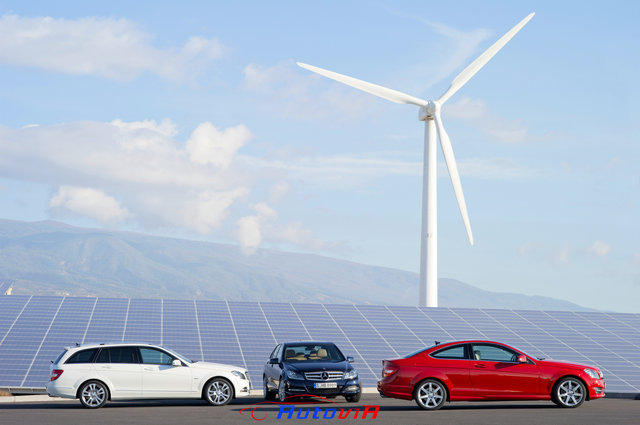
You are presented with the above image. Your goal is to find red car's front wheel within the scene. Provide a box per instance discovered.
[413,379,447,410]
[552,377,586,408]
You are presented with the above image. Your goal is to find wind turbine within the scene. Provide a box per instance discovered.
[298,13,534,307]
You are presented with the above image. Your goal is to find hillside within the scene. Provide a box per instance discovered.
[0,219,591,310]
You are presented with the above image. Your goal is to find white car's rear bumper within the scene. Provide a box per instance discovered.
[45,380,76,399]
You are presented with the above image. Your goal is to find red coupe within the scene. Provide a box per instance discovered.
[377,340,605,410]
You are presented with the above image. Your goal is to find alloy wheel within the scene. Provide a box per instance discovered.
[80,382,106,408]
[278,379,286,402]
[207,380,232,406]
[557,379,584,407]
[415,380,445,410]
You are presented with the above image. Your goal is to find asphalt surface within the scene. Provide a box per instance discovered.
[0,394,638,425]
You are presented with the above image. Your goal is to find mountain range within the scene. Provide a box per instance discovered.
[0,219,592,310]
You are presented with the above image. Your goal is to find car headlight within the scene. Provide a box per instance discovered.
[231,370,248,380]
[584,368,599,379]
[287,370,304,380]
[344,370,358,380]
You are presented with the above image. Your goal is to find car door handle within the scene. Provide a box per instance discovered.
[474,364,487,369]
[143,367,154,371]
[99,365,112,369]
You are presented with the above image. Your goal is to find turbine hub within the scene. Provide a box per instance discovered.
[418,101,437,121]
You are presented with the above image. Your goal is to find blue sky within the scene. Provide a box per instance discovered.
[0,1,638,312]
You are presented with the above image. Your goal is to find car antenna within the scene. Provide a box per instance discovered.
[434,341,441,345]
[75,342,80,346]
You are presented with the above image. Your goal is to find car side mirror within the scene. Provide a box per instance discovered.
[172,359,182,367]
[347,356,354,363]
[517,355,527,363]
[269,358,279,365]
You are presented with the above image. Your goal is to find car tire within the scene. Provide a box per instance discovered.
[263,377,276,400]
[552,377,586,408]
[277,378,287,402]
[413,379,447,411]
[78,380,109,409]
[345,393,361,403]
[204,378,234,406]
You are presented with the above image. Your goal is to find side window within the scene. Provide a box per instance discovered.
[472,344,518,362]
[95,348,109,363]
[65,349,98,364]
[107,347,139,364]
[431,345,467,359]
[139,347,174,365]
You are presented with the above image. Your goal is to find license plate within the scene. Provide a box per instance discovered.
[314,382,337,389]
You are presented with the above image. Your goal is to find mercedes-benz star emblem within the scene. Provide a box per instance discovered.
[321,372,329,380]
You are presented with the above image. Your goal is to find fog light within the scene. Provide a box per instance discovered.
[345,385,360,392]
[594,387,603,394]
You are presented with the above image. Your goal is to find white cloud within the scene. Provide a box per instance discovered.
[236,202,335,254]
[50,186,129,223]
[0,14,223,81]
[552,243,571,266]
[242,61,372,119]
[0,119,249,233]
[242,151,539,190]
[384,10,492,93]
[446,97,529,143]
[186,122,251,168]
[587,240,612,257]
[236,202,279,254]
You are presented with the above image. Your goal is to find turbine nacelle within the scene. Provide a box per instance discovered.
[418,101,437,121]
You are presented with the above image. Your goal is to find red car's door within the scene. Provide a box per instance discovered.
[469,343,540,398]
[426,344,474,398]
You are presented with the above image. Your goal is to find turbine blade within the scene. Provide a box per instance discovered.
[434,108,474,245]
[438,12,535,104]
[297,62,427,107]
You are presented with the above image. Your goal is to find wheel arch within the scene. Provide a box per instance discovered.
[552,374,590,401]
[412,377,451,402]
[75,378,112,401]
[201,375,236,400]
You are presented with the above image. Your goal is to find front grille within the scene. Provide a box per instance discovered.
[304,371,344,381]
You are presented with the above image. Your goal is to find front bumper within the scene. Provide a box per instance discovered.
[284,378,361,397]
[587,378,606,399]
[230,376,252,398]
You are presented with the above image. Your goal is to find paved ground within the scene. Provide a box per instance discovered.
[0,395,638,424]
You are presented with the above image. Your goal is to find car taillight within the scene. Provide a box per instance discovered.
[50,369,63,381]
[382,368,397,378]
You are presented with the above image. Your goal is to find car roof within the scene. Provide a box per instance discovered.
[63,342,162,351]
[282,341,336,346]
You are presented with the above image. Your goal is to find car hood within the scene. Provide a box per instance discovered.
[189,361,246,373]
[286,361,351,372]
[537,359,599,370]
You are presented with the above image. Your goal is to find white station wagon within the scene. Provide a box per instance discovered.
[45,343,251,408]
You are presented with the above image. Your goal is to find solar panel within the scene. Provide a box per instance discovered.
[0,294,639,394]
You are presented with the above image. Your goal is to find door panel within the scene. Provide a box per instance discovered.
[141,365,193,397]
[469,344,540,397]
[93,346,142,399]
[139,347,193,397]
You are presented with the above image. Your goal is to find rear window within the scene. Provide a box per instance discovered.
[431,345,467,359]
[53,349,68,365]
[95,347,139,364]
[65,348,98,364]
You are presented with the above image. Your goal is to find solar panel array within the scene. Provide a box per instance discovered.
[0,295,639,394]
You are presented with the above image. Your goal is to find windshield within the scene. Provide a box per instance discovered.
[283,344,345,363]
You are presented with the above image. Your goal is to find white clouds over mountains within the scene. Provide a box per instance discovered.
[0,14,223,81]
[0,119,248,233]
